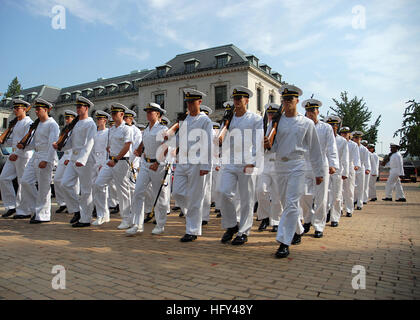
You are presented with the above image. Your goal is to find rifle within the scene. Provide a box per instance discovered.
[381,153,392,166]
[56,116,80,151]
[16,118,40,150]
[0,104,32,144]
[216,105,235,146]
[265,103,283,150]
[144,162,171,223]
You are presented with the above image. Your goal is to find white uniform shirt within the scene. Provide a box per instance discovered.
[348,140,361,168]
[177,112,213,171]
[358,144,371,171]
[27,118,59,163]
[315,121,340,171]
[62,117,97,166]
[3,116,34,159]
[336,134,349,177]
[272,113,324,177]
[369,152,379,176]
[141,121,167,164]
[127,125,142,158]
[223,111,263,167]
[109,122,133,157]
[263,120,276,173]
[93,128,109,167]
[386,152,404,176]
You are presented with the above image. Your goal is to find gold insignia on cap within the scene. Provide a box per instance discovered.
[284,88,288,94]
[233,89,237,94]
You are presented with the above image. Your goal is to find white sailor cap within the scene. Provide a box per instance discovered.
[110,102,128,113]
[160,116,171,126]
[223,101,234,110]
[361,140,368,145]
[326,115,341,124]
[279,84,303,97]
[124,109,137,118]
[34,97,53,109]
[352,131,363,137]
[12,99,30,108]
[367,144,375,149]
[183,88,206,101]
[302,98,322,109]
[212,121,221,129]
[76,96,94,108]
[144,102,166,115]
[136,123,146,130]
[200,105,213,115]
[340,126,351,133]
[95,110,111,120]
[390,143,400,148]
[264,103,280,113]
[64,110,77,117]
[231,85,253,99]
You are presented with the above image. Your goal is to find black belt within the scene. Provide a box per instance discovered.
[144,157,157,163]
[109,156,129,162]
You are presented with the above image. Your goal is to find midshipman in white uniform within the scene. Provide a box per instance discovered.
[383,143,406,202]
[367,144,379,202]
[353,131,371,210]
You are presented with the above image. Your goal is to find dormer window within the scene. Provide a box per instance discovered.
[259,64,271,74]
[271,72,282,82]
[93,86,105,95]
[71,90,81,100]
[184,58,199,73]
[61,92,71,102]
[82,88,93,97]
[105,83,118,94]
[118,81,131,91]
[215,52,231,68]
[246,55,259,67]
[156,64,172,78]
[14,94,24,100]
[26,92,38,102]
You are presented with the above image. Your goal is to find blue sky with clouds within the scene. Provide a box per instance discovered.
[1,0,419,154]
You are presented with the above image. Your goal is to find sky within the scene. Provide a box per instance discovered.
[1,0,419,154]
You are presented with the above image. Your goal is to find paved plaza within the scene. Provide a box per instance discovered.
[0,182,419,300]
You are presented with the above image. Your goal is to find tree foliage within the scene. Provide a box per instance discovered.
[329,91,381,144]
[394,100,420,157]
[4,77,22,98]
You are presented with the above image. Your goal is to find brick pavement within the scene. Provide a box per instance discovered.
[0,182,419,300]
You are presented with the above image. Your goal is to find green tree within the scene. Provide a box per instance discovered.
[4,77,22,98]
[329,91,381,144]
[394,100,420,157]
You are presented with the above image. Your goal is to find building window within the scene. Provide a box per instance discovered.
[157,68,166,78]
[185,62,195,73]
[257,88,262,112]
[215,85,227,109]
[155,94,165,108]
[216,56,228,68]
[269,94,274,103]
[3,118,8,129]
[59,115,64,126]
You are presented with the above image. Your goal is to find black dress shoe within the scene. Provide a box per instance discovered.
[72,222,90,228]
[314,231,323,238]
[109,204,120,214]
[356,206,362,210]
[363,202,368,205]
[172,206,180,211]
[144,212,154,223]
[221,225,239,243]
[253,201,258,213]
[216,212,221,218]
[152,219,156,224]
[291,233,301,245]
[92,206,97,218]
[396,198,407,202]
[275,243,289,258]
[346,212,352,217]
[303,223,311,233]
[179,211,184,217]
[180,234,197,242]
[326,211,331,223]
[382,198,392,201]
[231,234,248,245]
[70,212,80,224]
[210,202,215,208]
[2,208,16,218]
[13,214,31,219]
[214,208,220,213]
[30,219,50,224]
[369,198,377,202]
[331,221,338,227]
[202,220,208,226]
[55,205,67,213]
[270,225,278,232]
[257,217,269,231]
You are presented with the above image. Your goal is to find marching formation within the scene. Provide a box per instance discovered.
[0,84,407,258]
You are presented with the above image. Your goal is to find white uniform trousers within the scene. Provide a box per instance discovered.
[161,169,172,214]
[108,181,118,208]
[172,164,206,236]
[354,166,365,208]
[312,171,330,232]
[363,173,370,203]
[144,182,154,214]
[61,161,94,223]
[202,171,212,222]
[368,175,377,199]
[94,161,131,223]
[0,156,31,214]
[20,157,53,221]
[385,173,405,199]
[211,169,221,210]
[256,170,282,226]
[328,173,343,223]
[219,165,257,236]
[300,170,315,224]
[131,163,170,229]
[91,165,106,207]
[343,167,356,213]
[274,162,306,246]
[54,161,68,207]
